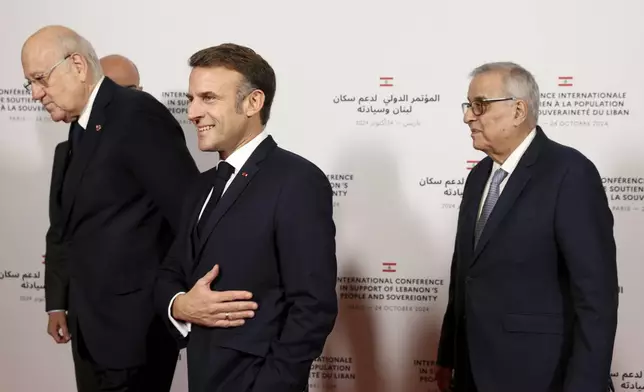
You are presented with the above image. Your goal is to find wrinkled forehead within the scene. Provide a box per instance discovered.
[21,39,62,76]
[468,71,507,100]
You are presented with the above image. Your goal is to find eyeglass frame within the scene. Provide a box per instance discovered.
[462,97,517,116]
[23,54,72,93]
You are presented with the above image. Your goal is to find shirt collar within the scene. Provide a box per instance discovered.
[492,127,536,175]
[218,130,269,172]
[77,76,105,129]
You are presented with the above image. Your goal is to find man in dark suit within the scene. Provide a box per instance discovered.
[435,62,619,392]
[22,25,200,391]
[155,43,338,392]
[41,51,178,392]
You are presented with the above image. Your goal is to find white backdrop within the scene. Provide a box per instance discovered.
[1,1,643,391]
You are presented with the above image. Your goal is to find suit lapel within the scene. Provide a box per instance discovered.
[194,136,278,262]
[49,142,70,224]
[60,79,114,232]
[470,127,546,266]
[186,169,218,262]
[51,142,70,198]
[189,168,218,229]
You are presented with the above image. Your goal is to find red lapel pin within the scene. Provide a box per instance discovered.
[241,172,248,177]
[96,125,102,132]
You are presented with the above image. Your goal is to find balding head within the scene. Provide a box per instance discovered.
[21,25,103,122]
[100,54,141,90]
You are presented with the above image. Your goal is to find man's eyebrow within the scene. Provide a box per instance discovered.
[186,91,222,101]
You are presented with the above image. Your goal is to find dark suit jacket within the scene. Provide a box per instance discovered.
[155,136,338,392]
[44,77,200,369]
[437,127,618,392]
[45,141,70,312]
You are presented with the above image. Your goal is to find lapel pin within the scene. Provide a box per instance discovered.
[241,172,248,177]
[96,125,102,132]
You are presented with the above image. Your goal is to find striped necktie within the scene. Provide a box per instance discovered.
[474,168,508,247]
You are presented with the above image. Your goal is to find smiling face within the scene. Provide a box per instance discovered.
[187,66,265,158]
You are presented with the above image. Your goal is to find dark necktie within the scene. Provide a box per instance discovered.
[196,161,235,236]
[69,121,84,156]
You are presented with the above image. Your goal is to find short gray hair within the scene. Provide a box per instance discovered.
[469,62,540,124]
[235,79,254,112]
[58,33,103,83]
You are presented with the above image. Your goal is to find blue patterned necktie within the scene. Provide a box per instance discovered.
[474,168,508,247]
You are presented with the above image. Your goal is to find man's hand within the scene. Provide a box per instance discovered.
[436,366,453,392]
[172,264,258,328]
[47,311,70,343]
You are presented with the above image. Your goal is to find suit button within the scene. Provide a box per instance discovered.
[465,276,472,284]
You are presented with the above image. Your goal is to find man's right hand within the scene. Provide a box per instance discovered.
[47,311,71,343]
[436,366,453,392]
[172,264,258,328]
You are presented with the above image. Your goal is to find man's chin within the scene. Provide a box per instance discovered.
[47,110,72,123]
[42,104,71,123]
[198,144,217,153]
[471,135,486,152]
[48,114,67,123]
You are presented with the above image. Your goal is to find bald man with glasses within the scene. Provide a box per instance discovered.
[23,25,200,391]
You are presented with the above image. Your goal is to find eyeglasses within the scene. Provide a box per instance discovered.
[23,54,71,93]
[462,97,516,116]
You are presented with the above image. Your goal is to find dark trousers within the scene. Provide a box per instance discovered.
[188,346,264,392]
[72,318,179,392]
[454,320,478,392]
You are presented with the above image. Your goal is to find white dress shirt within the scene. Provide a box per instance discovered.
[168,130,270,336]
[47,76,105,314]
[77,77,104,129]
[477,128,536,219]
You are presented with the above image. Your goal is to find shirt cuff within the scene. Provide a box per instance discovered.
[47,310,66,313]
[168,292,191,337]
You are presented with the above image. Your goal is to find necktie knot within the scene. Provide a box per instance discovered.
[216,161,235,181]
[491,168,508,186]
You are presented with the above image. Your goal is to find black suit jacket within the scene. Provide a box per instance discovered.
[155,136,338,392]
[44,141,70,311]
[44,77,200,368]
[437,127,618,392]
